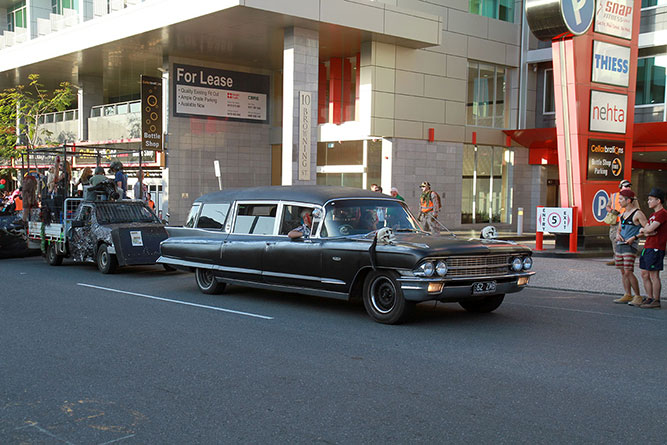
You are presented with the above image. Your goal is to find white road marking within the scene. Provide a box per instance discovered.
[77,283,274,320]
[506,301,663,321]
[98,434,136,445]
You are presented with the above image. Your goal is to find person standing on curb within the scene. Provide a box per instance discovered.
[390,187,405,201]
[417,181,441,235]
[612,189,648,305]
[638,188,667,309]
[605,179,632,266]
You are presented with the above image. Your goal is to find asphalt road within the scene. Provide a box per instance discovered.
[1,257,666,444]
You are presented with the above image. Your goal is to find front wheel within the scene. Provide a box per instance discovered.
[46,242,63,266]
[97,244,118,274]
[459,294,505,313]
[195,268,226,295]
[363,270,414,324]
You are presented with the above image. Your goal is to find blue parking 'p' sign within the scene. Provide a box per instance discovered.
[592,189,610,222]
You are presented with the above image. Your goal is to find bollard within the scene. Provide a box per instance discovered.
[535,206,543,251]
[569,206,578,253]
[517,207,524,236]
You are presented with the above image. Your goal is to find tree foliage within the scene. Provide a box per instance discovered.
[0,74,75,167]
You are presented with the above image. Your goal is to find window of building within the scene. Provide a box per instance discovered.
[52,0,79,14]
[544,69,555,114]
[316,139,382,189]
[7,1,27,32]
[635,56,667,106]
[469,0,514,23]
[461,144,513,224]
[318,54,359,124]
[467,62,509,128]
[641,0,667,8]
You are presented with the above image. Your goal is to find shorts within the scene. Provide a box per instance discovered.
[615,250,637,271]
[639,248,665,272]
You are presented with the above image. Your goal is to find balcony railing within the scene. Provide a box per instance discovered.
[37,109,79,125]
[90,100,141,117]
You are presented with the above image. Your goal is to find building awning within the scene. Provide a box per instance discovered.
[504,122,667,167]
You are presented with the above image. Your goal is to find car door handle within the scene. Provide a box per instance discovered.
[266,242,276,246]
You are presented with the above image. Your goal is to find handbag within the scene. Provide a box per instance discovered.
[603,210,618,225]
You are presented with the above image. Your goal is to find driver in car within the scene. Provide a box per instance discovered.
[289,209,316,239]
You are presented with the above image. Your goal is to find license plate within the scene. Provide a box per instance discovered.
[472,281,497,295]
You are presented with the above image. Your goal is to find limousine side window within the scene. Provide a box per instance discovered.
[184,203,201,228]
[197,203,230,230]
[279,205,320,236]
[233,203,278,235]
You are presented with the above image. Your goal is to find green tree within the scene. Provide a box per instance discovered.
[0,74,75,171]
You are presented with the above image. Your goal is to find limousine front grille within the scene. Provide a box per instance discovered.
[445,254,512,277]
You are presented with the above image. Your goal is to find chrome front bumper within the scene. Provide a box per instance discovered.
[398,272,535,302]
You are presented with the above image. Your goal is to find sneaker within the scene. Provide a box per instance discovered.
[606,260,616,266]
[613,294,633,304]
[628,295,645,307]
[640,299,661,309]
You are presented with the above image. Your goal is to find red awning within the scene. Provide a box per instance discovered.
[505,122,667,167]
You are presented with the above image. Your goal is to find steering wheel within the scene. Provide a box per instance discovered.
[338,224,353,236]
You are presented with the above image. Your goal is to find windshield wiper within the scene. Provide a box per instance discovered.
[394,228,420,232]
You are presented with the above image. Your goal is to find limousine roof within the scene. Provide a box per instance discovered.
[194,185,397,205]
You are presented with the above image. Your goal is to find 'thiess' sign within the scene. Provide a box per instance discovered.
[592,41,630,87]
[587,139,625,180]
[590,90,627,134]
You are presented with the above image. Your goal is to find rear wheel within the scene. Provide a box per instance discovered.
[459,294,505,313]
[195,268,226,295]
[97,244,118,274]
[46,242,63,266]
[362,270,414,324]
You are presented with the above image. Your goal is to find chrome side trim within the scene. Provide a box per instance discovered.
[262,271,320,282]
[320,278,346,285]
[218,278,350,301]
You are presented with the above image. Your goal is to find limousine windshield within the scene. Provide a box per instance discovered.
[322,199,421,237]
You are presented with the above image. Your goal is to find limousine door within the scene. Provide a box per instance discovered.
[262,204,323,290]
[221,202,278,283]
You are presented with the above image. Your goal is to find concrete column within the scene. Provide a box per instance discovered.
[77,75,103,141]
[282,26,318,185]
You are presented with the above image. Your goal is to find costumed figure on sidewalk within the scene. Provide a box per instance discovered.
[417,181,441,235]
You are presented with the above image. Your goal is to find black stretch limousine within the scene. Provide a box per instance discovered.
[158,186,534,324]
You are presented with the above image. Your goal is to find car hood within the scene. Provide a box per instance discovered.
[375,232,532,256]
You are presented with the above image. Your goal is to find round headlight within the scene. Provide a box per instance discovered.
[523,256,533,270]
[511,257,523,272]
[414,261,435,277]
[435,260,448,277]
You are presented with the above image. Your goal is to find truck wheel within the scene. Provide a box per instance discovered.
[362,270,414,324]
[97,244,118,274]
[195,268,226,294]
[46,242,63,266]
[459,294,505,313]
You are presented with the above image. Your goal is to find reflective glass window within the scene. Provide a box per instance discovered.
[197,203,231,230]
[636,57,666,105]
[469,0,513,22]
[467,62,509,128]
[184,203,201,228]
[233,204,277,235]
